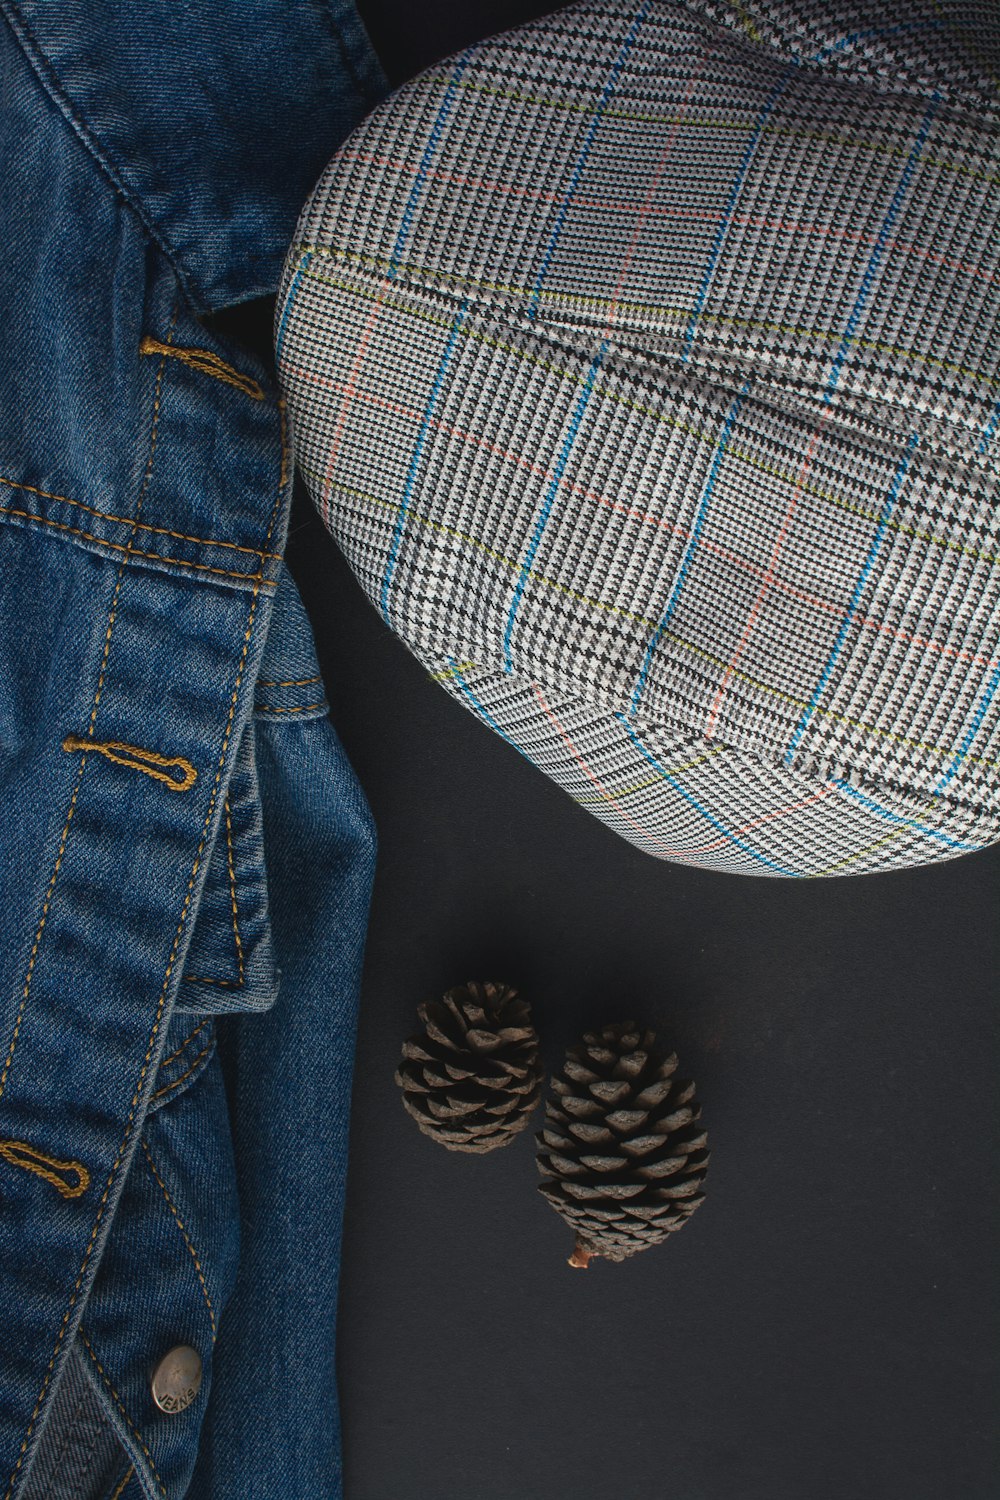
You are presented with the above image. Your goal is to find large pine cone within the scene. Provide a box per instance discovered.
[395,981,543,1153]
[536,1021,708,1266]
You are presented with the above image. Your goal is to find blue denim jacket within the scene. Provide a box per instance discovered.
[0,4,386,1496]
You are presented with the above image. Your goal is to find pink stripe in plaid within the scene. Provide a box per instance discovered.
[532,684,835,861]
[530,683,703,861]
[603,50,715,323]
[318,278,393,516]
[705,415,828,735]
[329,155,998,289]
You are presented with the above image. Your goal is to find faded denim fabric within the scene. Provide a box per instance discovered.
[0,3,385,1497]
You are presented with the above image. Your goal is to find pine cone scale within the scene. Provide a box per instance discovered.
[577,1154,629,1171]
[613,1051,648,1078]
[633,1078,675,1108]
[401,1040,435,1062]
[633,1154,688,1178]
[589,1080,631,1105]
[604,1109,646,1131]
[562,1179,646,1201]
[422,1019,462,1051]
[466,1028,504,1052]
[618,1133,668,1155]
[561,1097,604,1119]
[563,1059,600,1083]
[566,1121,616,1145]
[548,1152,588,1176]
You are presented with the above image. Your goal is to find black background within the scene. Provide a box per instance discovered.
[234,3,1000,1495]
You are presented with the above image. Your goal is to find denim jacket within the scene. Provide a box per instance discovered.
[0,3,385,1496]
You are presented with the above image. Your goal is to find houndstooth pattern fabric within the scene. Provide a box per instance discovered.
[277,0,1000,877]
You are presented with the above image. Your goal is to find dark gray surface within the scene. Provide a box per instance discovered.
[356,0,559,83]
[287,497,1000,1500]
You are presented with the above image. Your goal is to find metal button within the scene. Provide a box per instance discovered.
[150,1345,202,1414]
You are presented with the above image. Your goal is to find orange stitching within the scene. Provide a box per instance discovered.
[87,297,172,738]
[0,505,280,583]
[0,1138,90,1199]
[77,1331,168,1500]
[140,334,265,401]
[157,1017,211,1072]
[3,390,289,1500]
[185,795,244,988]
[61,735,197,792]
[108,1466,134,1500]
[0,776,83,1101]
[256,675,322,687]
[0,476,282,560]
[255,700,327,714]
[224,796,244,983]
[151,1039,215,1101]
[141,1138,216,1337]
[0,312,178,1110]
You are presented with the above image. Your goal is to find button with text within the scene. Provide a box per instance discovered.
[151,1345,202,1414]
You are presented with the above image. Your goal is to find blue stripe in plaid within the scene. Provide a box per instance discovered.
[449,661,530,758]
[629,380,749,714]
[786,431,920,762]
[810,20,943,66]
[830,779,982,850]
[275,251,313,365]
[502,342,608,672]
[380,303,469,624]
[977,394,1000,455]
[681,70,792,364]
[618,718,799,874]
[823,93,940,400]
[931,658,1000,794]
[388,48,476,279]
[527,2,650,318]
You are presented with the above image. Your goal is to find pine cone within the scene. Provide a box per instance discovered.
[536,1021,708,1267]
[395,981,543,1153]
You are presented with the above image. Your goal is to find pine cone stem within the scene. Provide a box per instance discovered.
[568,1240,593,1270]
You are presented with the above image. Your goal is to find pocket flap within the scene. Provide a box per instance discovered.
[177,719,278,1014]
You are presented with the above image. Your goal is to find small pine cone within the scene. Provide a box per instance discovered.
[536,1021,708,1267]
[395,981,543,1153]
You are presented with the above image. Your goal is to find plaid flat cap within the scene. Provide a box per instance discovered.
[277,0,1000,877]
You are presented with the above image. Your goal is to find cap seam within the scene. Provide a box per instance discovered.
[670,0,1000,117]
[430,649,999,825]
[289,245,999,457]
